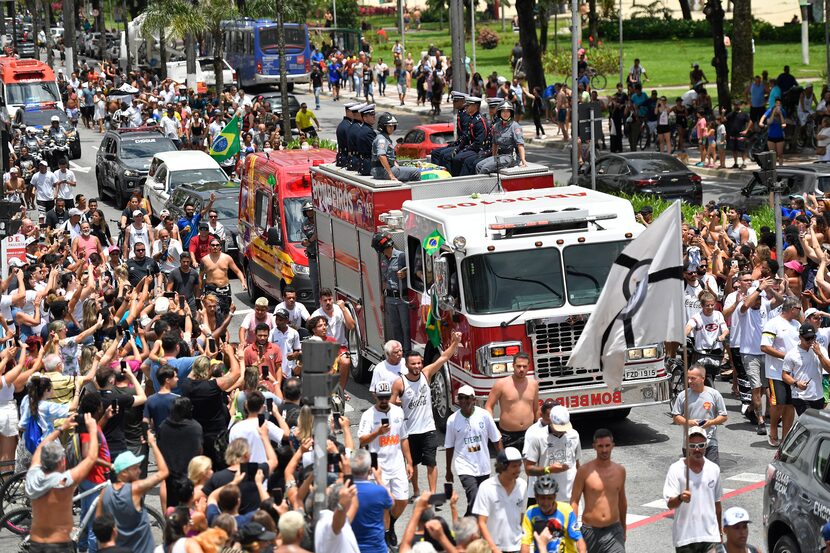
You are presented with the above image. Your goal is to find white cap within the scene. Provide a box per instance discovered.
[722,506,751,527]
[9,258,25,268]
[68,208,83,217]
[550,405,572,432]
[805,308,820,319]
[496,447,523,464]
[132,209,144,217]
[374,381,393,397]
[688,426,707,440]
[154,296,170,315]
[457,385,475,398]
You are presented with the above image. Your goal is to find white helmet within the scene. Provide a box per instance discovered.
[50,115,60,123]
[25,126,36,136]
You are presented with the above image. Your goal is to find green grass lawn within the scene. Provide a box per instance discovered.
[363,18,829,90]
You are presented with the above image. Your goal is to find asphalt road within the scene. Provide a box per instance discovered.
[0,85,766,551]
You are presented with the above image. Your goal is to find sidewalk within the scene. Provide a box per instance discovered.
[315,82,820,179]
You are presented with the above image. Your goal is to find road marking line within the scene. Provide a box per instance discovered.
[726,472,765,483]
[234,308,254,315]
[723,488,734,494]
[626,514,649,524]
[69,161,91,174]
[629,481,765,531]
[642,499,667,509]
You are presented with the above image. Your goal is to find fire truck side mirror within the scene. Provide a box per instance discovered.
[266,226,282,246]
[434,257,449,299]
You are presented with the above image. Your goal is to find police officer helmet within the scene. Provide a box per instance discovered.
[377,112,398,131]
[301,201,314,212]
[371,232,394,252]
[534,474,560,496]
[498,101,515,114]
[50,115,60,123]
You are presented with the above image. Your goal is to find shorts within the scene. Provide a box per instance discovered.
[0,401,18,437]
[408,431,437,467]
[29,542,77,553]
[728,137,746,152]
[498,425,526,452]
[657,124,670,134]
[397,84,406,95]
[81,106,94,118]
[792,397,825,415]
[768,136,784,143]
[385,467,410,501]
[582,522,626,553]
[768,378,792,406]
[741,354,764,389]
[557,108,567,123]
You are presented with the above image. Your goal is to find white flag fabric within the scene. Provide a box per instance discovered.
[567,201,685,390]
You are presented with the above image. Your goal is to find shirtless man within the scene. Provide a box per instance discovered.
[556,85,571,141]
[27,414,99,553]
[570,428,628,553]
[485,352,539,451]
[200,235,246,323]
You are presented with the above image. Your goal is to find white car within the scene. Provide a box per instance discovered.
[144,150,228,217]
[198,57,237,90]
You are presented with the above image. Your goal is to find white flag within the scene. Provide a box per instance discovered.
[567,201,685,390]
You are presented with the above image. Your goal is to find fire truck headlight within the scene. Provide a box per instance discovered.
[477,342,521,376]
[626,348,643,361]
[291,263,309,276]
[625,345,662,362]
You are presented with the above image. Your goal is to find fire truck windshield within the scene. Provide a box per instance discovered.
[5,82,60,105]
[564,240,630,306]
[462,248,565,314]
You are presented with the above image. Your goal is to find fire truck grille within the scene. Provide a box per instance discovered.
[531,319,603,390]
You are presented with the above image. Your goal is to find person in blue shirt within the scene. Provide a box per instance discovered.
[351,449,393,553]
[760,97,786,165]
[631,84,649,119]
[148,333,199,394]
[177,193,215,250]
[767,79,782,109]
[747,74,767,123]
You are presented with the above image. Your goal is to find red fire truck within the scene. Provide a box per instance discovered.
[311,162,671,428]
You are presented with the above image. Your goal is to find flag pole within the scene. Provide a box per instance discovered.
[683,340,690,490]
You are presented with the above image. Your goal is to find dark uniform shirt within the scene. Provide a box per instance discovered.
[465,113,488,152]
[302,217,317,259]
[335,117,352,164]
[381,248,406,293]
[347,121,363,168]
[356,124,377,175]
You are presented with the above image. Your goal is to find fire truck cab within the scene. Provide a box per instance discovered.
[0,58,63,118]
[312,162,671,429]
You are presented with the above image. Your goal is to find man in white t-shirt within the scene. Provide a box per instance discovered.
[150,228,183,275]
[683,264,705,322]
[369,340,404,393]
[444,384,503,516]
[472,447,527,553]
[274,287,310,330]
[357,381,412,547]
[31,161,57,214]
[269,308,301,378]
[523,404,581,503]
[310,288,355,346]
[522,398,555,506]
[663,426,723,551]
[760,296,802,446]
[52,159,76,208]
[314,482,360,553]
[227,391,287,464]
[782,323,830,415]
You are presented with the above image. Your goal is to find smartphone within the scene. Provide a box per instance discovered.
[344,475,353,487]
[381,417,389,426]
[271,487,284,504]
[164,291,175,299]
[532,519,548,535]
[444,482,453,498]
[208,338,217,351]
[38,223,47,230]
[195,298,203,310]
[370,452,378,469]
[119,360,127,373]
[327,452,340,468]
[333,413,342,430]
[261,365,269,379]
[266,398,274,413]
[179,297,185,309]
[257,413,266,427]
[427,493,446,506]
[244,462,258,481]
[74,412,87,434]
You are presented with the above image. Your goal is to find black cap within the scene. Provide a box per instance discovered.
[639,205,653,215]
[238,522,276,545]
[198,222,209,230]
[800,323,817,339]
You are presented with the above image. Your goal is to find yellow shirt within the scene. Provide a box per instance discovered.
[521,501,583,553]
[296,109,315,130]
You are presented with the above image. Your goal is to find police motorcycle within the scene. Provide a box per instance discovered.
[43,134,71,170]
[14,127,45,182]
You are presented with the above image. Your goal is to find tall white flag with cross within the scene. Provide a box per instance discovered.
[568,201,685,390]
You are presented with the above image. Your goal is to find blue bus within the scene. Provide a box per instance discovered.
[221,19,311,90]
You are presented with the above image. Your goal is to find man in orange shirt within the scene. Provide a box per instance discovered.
[244,323,284,394]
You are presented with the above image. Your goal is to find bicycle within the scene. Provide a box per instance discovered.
[564,67,608,91]
[0,479,165,549]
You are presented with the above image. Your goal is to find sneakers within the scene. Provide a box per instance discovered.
[757,422,767,436]
[386,528,398,547]
[731,162,739,169]
[768,434,780,447]
[740,163,747,169]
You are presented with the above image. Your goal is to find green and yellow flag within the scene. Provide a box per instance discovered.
[425,289,442,348]
[422,230,445,256]
[209,114,240,162]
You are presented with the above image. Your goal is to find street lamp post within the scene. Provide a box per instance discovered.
[619,0,623,87]
[333,0,337,28]
[471,0,477,73]
[570,0,579,176]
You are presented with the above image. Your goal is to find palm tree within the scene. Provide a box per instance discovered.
[730,0,752,98]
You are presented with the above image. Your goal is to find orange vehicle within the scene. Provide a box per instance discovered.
[238,149,336,307]
[0,58,63,118]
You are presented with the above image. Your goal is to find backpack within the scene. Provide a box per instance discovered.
[64,432,83,469]
[24,415,44,454]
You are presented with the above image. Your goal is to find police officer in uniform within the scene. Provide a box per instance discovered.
[346,103,366,171]
[476,101,528,174]
[355,104,377,176]
[460,98,500,175]
[451,96,488,176]
[430,91,469,168]
[301,201,320,304]
[372,232,409,349]
[371,112,421,182]
[336,102,360,166]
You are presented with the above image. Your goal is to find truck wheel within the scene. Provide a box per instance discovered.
[772,534,801,553]
[430,368,452,433]
[347,326,371,384]
[115,180,129,209]
[246,266,260,303]
[96,169,108,200]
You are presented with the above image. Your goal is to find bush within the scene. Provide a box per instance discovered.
[544,46,619,77]
[476,27,500,50]
[595,16,827,43]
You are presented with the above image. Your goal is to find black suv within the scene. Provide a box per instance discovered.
[13,106,80,159]
[764,408,830,553]
[95,128,177,208]
[166,181,241,263]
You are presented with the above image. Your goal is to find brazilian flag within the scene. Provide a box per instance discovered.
[209,114,241,162]
[425,290,442,348]
[422,230,445,256]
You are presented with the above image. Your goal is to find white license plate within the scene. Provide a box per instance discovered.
[625,368,658,379]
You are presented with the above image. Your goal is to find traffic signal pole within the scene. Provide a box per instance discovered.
[757,151,782,275]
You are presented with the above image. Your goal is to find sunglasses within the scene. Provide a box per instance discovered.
[210,243,221,247]
[687,442,706,450]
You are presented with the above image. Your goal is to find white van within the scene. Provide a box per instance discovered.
[144,150,228,216]
[166,58,236,93]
